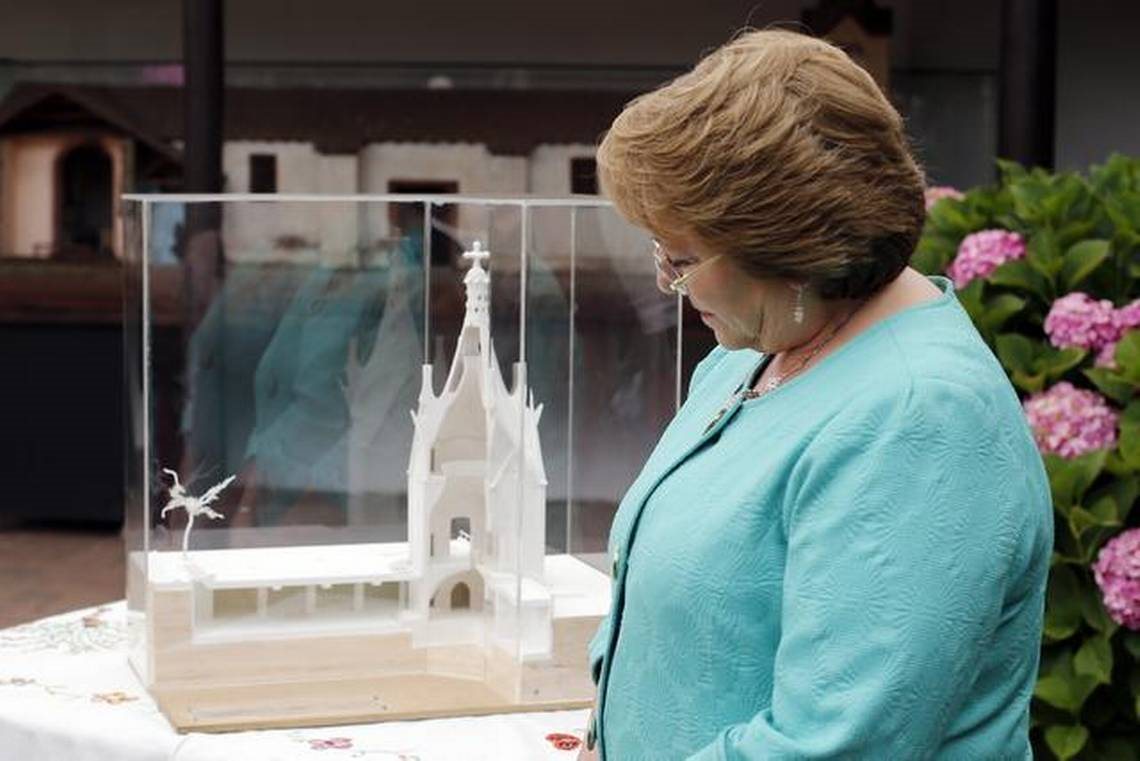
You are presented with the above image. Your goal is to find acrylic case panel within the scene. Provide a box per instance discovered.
[122,195,677,732]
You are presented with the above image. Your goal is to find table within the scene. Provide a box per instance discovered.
[0,602,590,760]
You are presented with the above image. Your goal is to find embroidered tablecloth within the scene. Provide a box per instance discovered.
[0,602,589,760]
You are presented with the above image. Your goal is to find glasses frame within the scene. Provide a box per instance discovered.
[653,240,724,295]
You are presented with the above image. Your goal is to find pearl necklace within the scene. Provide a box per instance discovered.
[703,303,863,434]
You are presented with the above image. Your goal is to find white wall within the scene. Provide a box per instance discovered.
[359,142,526,251]
[222,141,366,264]
[527,144,595,196]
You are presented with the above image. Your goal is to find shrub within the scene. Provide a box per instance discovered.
[915,155,1140,760]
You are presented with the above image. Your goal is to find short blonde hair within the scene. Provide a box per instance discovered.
[597,29,926,300]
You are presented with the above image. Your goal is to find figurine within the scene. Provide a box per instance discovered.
[159,468,236,555]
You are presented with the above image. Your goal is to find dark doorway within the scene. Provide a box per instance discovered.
[388,180,459,266]
[450,582,471,609]
[57,144,113,259]
[450,516,471,539]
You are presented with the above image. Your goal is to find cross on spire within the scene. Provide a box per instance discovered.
[462,241,490,270]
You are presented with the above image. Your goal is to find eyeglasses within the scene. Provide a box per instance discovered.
[652,240,724,295]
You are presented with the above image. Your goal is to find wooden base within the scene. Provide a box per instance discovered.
[134,550,609,732]
[155,674,592,733]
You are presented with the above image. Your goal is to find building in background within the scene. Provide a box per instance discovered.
[0,84,616,262]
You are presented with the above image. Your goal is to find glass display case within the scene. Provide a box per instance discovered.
[122,194,684,731]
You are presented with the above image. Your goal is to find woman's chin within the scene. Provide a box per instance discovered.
[709,326,750,350]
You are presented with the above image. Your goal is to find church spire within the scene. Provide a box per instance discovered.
[462,241,491,328]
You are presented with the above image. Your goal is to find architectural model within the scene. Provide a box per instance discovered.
[130,243,610,732]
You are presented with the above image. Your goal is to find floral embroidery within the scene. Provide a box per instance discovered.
[308,736,353,750]
[0,604,124,654]
[0,677,35,686]
[92,691,138,705]
[81,611,107,628]
[545,732,582,751]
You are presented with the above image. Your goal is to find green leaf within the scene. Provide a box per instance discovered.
[1061,239,1111,291]
[1132,666,1140,719]
[955,279,985,323]
[1074,635,1114,684]
[1012,371,1047,393]
[1028,229,1064,281]
[1088,494,1120,524]
[1038,346,1087,382]
[1083,367,1135,406]
[1035,674,1099,714]
[1057,220,1099,248]
[1124,632,1140,661]
[1078,583,1117,634]
[988,258,1049,298]
[1045,450,1108,511]
[1120,401,1140,469]
[1069,504,1118,540]
[1044,565,1084,641]
[995,333,1038,375]
[1012,179,1050,222]
[1106,476,1140,522]
[997,158,1028,182]
[1044,724,1089,760]
[1115,332,1140,383]
[926,198,974,235]
[979,294,1027,335]
[1106,197,1140,236]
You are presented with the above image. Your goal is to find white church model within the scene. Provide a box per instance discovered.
[129,243,610,732]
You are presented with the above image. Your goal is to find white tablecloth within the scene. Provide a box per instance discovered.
[0,602,590,761]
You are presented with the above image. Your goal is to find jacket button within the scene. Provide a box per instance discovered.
[586,713,597,750]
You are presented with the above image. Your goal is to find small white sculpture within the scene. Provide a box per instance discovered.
[160,468,236,555]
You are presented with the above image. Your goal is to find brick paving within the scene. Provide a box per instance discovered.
[0,521,123,628]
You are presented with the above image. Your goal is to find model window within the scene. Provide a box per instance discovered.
[249,153,277,193]
[570,157,598,195]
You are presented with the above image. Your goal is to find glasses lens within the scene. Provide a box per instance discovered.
[653,242,677,276]
[653,240,689,295]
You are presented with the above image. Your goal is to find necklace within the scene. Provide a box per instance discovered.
[702,302,864,434]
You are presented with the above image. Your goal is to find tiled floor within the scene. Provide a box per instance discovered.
[0,521,124,629]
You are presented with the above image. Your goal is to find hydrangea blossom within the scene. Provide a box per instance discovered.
[1044,292,1118,350]
[947,229,1027,289]
[1096,299,1140,368]
[1095,341,1119,368]
[924,185,965,211]
[1092,528,1140,630]
[1043,296,1140,368]
[1022,382,1118,458]
[1113,299,1140,333]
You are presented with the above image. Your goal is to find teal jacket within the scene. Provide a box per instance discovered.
[589,277,1052,760]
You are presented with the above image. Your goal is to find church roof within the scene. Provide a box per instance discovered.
[0,82,638,156]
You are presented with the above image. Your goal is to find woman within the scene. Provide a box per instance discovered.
[581,29,1052,760]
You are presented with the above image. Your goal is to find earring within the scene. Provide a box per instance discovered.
[792,284,806,324]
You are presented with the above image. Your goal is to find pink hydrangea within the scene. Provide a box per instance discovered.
[1092,528,1140,630]
[1044,292,1119,350]
[1113,299,1140,333]
[1095,341,1119,368]
[924,185,965,211]
[947,229,1027,288]
[1022,382,1118,458]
